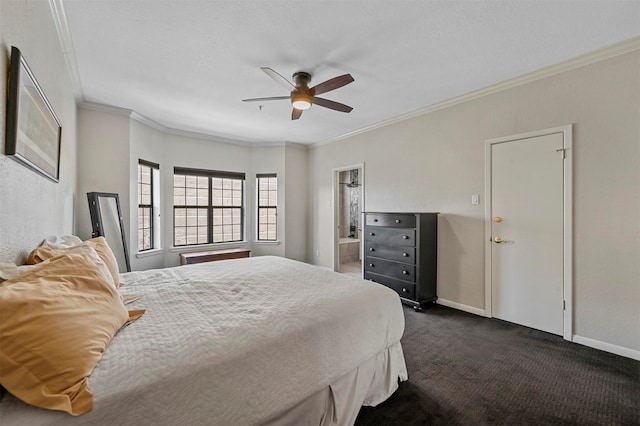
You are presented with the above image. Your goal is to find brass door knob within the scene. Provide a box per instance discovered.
[494,217,502,223]
[494,237,503,243]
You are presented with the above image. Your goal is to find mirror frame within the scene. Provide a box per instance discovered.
[87,192,131,272]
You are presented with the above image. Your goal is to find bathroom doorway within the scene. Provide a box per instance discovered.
[333,163,364,277]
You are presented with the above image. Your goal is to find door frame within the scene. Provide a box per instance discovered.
[332,163,365,272]
[484,125,573,340]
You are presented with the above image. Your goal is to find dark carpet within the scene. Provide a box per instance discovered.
[355,304,640,425]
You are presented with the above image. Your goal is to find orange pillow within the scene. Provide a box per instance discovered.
[0,252,129,415]
[28,237,122,287]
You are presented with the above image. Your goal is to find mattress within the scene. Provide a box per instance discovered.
[0,256,407,425]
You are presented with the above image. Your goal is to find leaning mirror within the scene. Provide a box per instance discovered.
[87,192,131,272]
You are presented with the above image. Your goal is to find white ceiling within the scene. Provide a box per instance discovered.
[60,0,640,145]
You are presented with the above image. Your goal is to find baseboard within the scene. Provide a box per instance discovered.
[437,298,486,317]
[436,298,640,361]
[572,335,640,361]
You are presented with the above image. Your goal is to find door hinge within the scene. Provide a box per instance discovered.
[556,148,566,159]
[563,300,566,310]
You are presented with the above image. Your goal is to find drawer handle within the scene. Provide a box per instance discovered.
[369,247,375,251]
[402,235,409,240]
[370,232,375,236]
[402,288,408,293]
[395,219,401,224]
[369,263,374,267]
[373,218,378,222]
[402,270,409,275]
[402,252,409,257]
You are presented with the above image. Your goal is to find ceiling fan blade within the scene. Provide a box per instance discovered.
[292,108,303,120]
[311,74,354,96]
[242,96,290,102]
[261,67,295,91]
[313,97,353,113]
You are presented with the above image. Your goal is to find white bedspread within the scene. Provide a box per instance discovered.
[0,256,406,425]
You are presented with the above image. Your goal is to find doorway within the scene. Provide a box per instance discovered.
[333,163,364,276]
[485,125,572,339]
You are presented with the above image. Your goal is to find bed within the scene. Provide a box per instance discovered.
[0,255,407,425]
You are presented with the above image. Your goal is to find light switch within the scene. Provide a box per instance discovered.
[471,194,480,205]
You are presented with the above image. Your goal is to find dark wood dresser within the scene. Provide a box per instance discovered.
[363,212,438,310]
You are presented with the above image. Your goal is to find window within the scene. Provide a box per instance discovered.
[173,167,245,246]
[138,160,159,251]
[257,173,277,241]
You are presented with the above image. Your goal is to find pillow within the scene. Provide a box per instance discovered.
[87,237,122,287]
[42,235,83,250]
[27,237,122,287]
[0,263,40,281]
[26,242,117,290]
[0,252,129,415]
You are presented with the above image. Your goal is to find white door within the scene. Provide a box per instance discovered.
[490,132,565,335]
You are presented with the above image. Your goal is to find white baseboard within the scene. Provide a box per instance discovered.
[572,335,640,361]
[437,298,486,317]
[436,298,640,361]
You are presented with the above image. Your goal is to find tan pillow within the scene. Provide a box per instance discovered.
[26,242,117,290]
[0,252,129,415]
[87,237,122,287]
[28,237,122,287]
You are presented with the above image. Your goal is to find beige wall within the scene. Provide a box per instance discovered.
[0,0,77,263]
[284,144,309,261]
[309,51,640,354]
[76,107,130,242]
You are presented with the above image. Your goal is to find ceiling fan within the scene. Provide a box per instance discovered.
[242,67,354,120]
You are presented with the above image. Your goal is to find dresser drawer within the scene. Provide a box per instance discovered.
[365,226,416,247]
[365,272,416,300]
[365,243,415,264]
[365,257,416,282]
[366,213,416,228]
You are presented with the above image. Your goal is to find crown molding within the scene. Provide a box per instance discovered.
[130,111,168,133]
[79,101,132,116]
[251,141,310,149]
[79,102,253,145]
[49,0,84,101]
[284,142,310,151]
[163,127,255,147]
[315,36,640,147]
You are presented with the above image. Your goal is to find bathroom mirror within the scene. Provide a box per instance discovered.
[87,192,131,272]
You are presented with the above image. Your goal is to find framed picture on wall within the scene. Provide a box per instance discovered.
[5,46,62,182]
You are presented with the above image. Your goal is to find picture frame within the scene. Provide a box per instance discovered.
[5,46,62,182]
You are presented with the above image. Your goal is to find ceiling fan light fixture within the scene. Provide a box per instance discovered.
[291,91,313,110]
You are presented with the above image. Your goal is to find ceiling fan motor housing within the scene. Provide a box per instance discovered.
[292,71,312,89]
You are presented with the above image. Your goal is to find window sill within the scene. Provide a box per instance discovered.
[135,248,163,259]
[170,242,249,253]
[253,240,281,246]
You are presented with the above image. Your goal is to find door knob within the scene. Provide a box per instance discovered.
[494,237,503,243]
[494,216,502,223]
